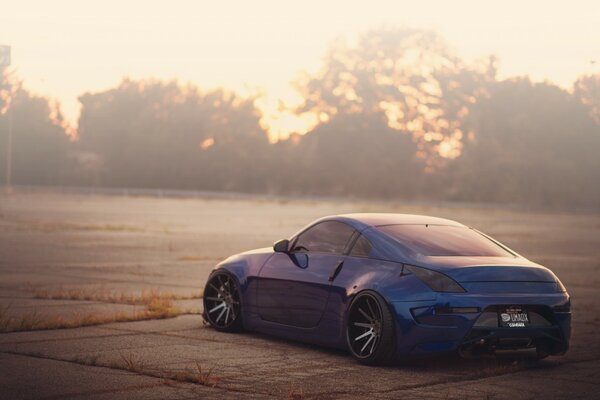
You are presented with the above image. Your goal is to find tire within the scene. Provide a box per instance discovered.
[203,270,243,332]
[346,291,396,365]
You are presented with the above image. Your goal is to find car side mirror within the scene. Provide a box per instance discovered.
[273,239,289,253]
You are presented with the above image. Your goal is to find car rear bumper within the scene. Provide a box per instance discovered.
[390,292,571,357]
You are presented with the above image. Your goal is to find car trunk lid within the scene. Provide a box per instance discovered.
[418,256,560,293]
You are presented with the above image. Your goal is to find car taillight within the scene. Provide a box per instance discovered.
[404,265,466,293]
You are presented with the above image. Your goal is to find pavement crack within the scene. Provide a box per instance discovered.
[0,349,281,399]
[0,332,139,346]
[372,356,600,396]
[40,382,166,400]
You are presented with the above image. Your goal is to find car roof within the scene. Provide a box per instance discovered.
[333,213,465,231]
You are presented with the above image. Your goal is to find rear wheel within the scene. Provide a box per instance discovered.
[346,291,396,365]
[203,271,243,332]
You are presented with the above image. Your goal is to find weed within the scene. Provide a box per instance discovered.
[120,351,144,372]
[194,361,220,387]
[287,385,305,400]
[17,309,42,330]
[0,305,12,331]
[164,362,220,387]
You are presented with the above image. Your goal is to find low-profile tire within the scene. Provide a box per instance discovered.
[203,270,243,332]
[346,291,396,365]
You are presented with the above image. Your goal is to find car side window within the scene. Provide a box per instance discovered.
[349,234,373,258]
[292,221,355,254]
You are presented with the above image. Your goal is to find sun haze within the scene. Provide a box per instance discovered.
[1,0,599,139]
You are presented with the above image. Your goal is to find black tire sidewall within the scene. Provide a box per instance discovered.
[203,270,244,332]
[346,291,396,365]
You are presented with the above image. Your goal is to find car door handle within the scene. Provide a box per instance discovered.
[329,260,344,282]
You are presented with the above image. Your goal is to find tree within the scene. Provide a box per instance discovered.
[0,76,71,186]
[285,29,599,209]
[447,78,600,209]
[574,74,600,124]
[76,79,270,190]
[291,28,495,172]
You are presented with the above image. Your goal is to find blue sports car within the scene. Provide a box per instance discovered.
[203,214,571,365]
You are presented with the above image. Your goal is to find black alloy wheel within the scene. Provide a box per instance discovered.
[347,291,396,365]
[203,271,243,332]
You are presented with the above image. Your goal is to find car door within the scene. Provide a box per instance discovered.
[257,221,356,328]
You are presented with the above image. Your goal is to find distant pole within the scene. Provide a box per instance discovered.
[0,45,12,194]
[6,104,13,193]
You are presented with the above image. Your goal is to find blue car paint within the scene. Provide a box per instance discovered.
[207,214,571,358]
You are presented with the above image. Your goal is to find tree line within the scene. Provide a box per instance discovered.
[1,28,599,210]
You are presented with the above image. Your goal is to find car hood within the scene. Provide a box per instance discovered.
[416,255,558,283]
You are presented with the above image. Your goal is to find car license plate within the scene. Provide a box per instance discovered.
[499,307,529,328]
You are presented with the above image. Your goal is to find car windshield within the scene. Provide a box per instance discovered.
[376,224,514,257]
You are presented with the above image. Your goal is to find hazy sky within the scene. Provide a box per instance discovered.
[1,0,599,128]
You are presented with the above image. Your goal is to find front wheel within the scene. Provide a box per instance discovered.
[203,271,243,332]
[346,291,396,365]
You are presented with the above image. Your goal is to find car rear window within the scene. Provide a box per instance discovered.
[376,225,514,257]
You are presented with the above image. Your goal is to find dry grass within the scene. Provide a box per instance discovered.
[193,361,220,387]
[0,305,11,331]
[0,307,44,331]
[163,362,221,387]
[15,310,43,331]
[0,307,189,333]
[32,287,202,305]
[1,288,200,333]
[287,385,305,400]
[119,351,145,372]
[64,353,222,389]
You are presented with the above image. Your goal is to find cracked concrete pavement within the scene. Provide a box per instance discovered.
[1,191,599,399]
